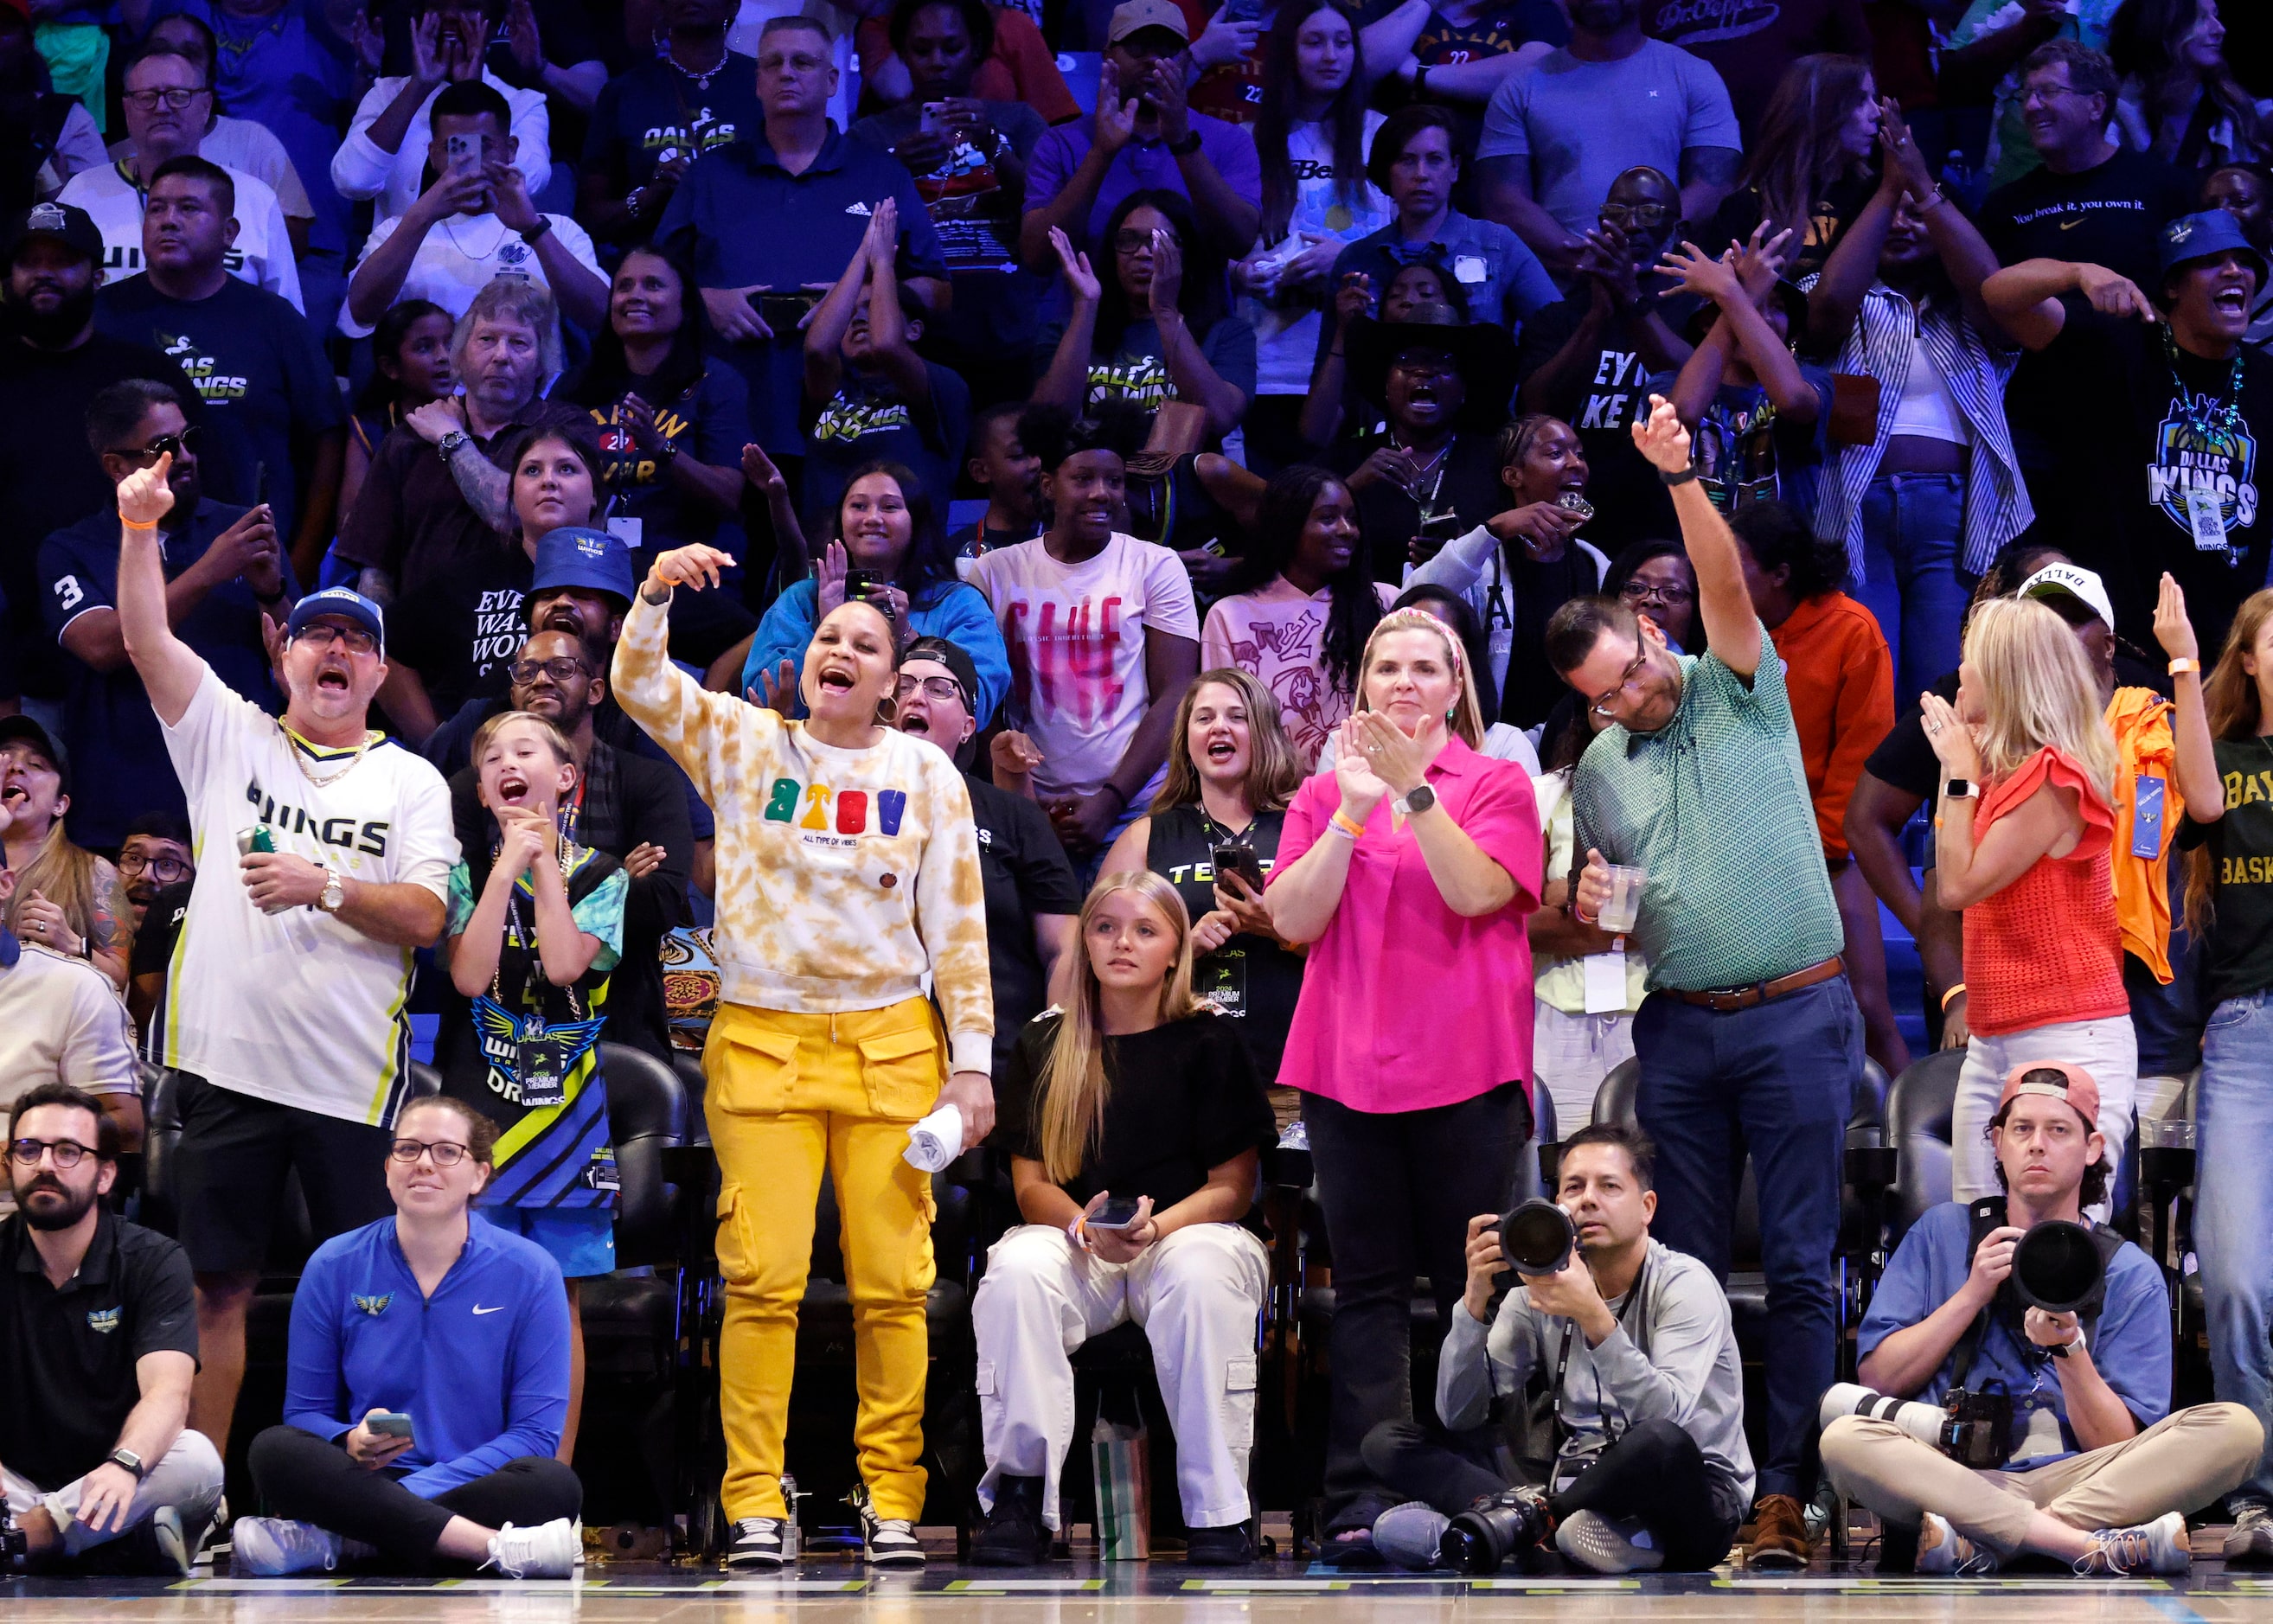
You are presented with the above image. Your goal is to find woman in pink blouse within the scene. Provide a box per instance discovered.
[1265,605,1542,1550]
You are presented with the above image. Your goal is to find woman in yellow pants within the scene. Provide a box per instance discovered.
[612,542,996,1570]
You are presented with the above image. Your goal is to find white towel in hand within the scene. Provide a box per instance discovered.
[904,1103,965,1172]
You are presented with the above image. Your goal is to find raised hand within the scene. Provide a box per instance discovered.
[1876,97,1936,201]
[1049,225,1102,304]
[815,539,851,616]
[746,657,797,716]
[1330,716,1391,822]
[118,450,176,527]
[2154,572,2199,663]
[643,543,736,597]
[507,0,544,75]
[741,442,788,498]
[1630,393,1692,474]
[1655,238,1743,305]
[404,395,467,445]
[865,197,899,269]
[1918,690,1984,779]
[1332,269,1373,328]
[1730,221,1794,301]
[1094,60,1139,153]
[1148,227,1184,318]
[409,9,446,86]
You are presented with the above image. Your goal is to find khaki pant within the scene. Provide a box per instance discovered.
[703,998,944,1523]
[1822,1403,2263,1554]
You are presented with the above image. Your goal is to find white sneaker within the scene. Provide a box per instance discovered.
[727,1517,786,1570]
[483,1518,581,1579]
[849,1483,923,1569]
[230,1517,343,1577]
[1914,1512,1999,1576]
[1555,1510,1663,1574]
[2078,1511,2190,1576]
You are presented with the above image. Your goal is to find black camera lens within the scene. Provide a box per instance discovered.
[1500,1199,1577,1276]
[2011,1219,2103,1314]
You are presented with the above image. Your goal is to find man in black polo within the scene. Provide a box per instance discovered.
[0,1082,218,1575]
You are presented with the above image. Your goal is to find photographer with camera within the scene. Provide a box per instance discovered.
[1823,1062,2263,1576]
[1361,1124,1752,1574]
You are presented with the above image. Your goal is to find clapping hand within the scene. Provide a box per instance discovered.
[1353,707,1438,799]
[746,657,797,715]
[1918,690,1985,780]
[1329,715,1392,822]
[1093,59,1141,153]
[1049,225,1102,304]
[1148,228,1185,318]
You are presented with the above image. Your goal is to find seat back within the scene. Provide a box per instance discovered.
[1887,1048,1965,1244]
[1591,1056,1640,1128]
[670,1052,710,1146]
[601,1042,689,1269]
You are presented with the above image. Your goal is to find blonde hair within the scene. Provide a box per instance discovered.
[470,709,577,783]
[3,825,126,964]
[1034,872,1207,1184]
[1353,607,1487,748]
[2183,587,2273,930]
[1152,668,1305,815]
[452,277,564,384]
[1962,597,2117,799]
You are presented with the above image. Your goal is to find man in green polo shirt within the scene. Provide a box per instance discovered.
[1546,393,1860,1570]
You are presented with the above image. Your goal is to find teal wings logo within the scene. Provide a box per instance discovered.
[85,1306,121,1333]
[354,1293,394,1317]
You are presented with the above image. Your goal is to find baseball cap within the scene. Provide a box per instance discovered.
[529,526,635,613]
[285,587,387,653]
[900,636,980,714]
[2019,562,2114,630]
[0,713,67,793]
[2159,208,2268,287]
[3,201,103,267]
[1997,1060,2101,1129]
[1107,0,1189,45]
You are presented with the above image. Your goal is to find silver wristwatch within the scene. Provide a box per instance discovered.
[436,429,471,463]
[317,866,344,914]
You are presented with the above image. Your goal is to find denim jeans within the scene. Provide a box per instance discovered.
[2197,989,2273,1505]
[1856,472,1969,703]
[1631,976,1860,1500]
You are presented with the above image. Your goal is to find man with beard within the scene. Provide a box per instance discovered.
[41,378,295,852]
[1514,167,1697,549]
[0,1083,219,1575]
[894,636,1077,1074]
[118,812,195,1042]
[444,607,701,1062]
[0,202,199,738]
[1552,396,1861,1569]
[0,824,139,1158]
[117,447,458,1468]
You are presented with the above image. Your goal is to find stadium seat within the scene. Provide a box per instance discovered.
[1886,1048,1964,1245]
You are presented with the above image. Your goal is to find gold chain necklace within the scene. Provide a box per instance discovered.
[283,720,378,789]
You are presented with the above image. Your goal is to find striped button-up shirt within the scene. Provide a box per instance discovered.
[1809,279,2033,579]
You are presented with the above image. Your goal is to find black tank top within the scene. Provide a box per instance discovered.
[1146,802,1303,1085]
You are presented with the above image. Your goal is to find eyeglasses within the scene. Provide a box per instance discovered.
[117,849,191,882]
[293,623,380,656]
[1599,201,1671,228]
[1588,636,1654,717]
[1112,229,1174,255]
[509,655,590,686]
[2019,83,2087,106]
[123,86,208,112]
[1619,578,1694,606]
[894,675,965,704]
[9,1138,93,1169]
[107,425,199,464]
[387,1138,471,1167]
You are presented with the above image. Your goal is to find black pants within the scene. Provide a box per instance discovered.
[1364,1416,1739,1571]
[1303,1084,1528,1524]
[248,1427,583,1570]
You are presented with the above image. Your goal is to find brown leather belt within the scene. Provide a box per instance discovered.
[1673,956,1845,1013]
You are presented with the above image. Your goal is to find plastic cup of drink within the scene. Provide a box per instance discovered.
[1598,865,1646,934]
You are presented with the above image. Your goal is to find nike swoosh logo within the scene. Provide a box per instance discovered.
[2059,220,2082,229]
[472,1305,504,1314]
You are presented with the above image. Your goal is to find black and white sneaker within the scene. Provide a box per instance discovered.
[727,1518,787,1570]
[848,1483,924,1568]
[2227,1504,2273,1565]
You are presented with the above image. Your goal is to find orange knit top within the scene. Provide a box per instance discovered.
[1962,747,2129,1037]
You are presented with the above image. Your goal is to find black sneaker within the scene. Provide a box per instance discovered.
[848,1482,924,1569]
[1186,1521,1258,1567]
[970,1476,1053,1567]
[726,1517,786,1570]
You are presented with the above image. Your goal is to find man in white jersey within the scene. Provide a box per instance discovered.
[112,454,456,1462]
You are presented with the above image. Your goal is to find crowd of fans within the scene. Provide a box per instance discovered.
[0,0,2269,1585]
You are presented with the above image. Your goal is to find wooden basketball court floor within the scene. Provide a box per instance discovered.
[10,1543,2273,1623]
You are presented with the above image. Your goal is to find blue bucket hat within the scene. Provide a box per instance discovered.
[285,587,385,655]
[528,526,635,615]
[2159,208,2268,288]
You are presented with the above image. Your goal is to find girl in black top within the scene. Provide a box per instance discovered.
[1100,668,1309,1084]
[973,871,1277,1567]
[343,300,452,529]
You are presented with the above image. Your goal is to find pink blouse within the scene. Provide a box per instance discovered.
[1269,734,1542,1112]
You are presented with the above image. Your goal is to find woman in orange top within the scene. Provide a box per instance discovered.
[1731,502,1902,1074]
[1921,596,2134,1209]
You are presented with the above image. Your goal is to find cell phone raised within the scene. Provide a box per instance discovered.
[843,566,880,601]
[444,132,480,176]
[367,1410,416,1445]
[1086,1194,1144,1231]
[1212,842,1265,894]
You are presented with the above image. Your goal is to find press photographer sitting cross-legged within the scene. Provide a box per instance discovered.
[1824,1062,2263,1576]
[1361,1124,1754,1574]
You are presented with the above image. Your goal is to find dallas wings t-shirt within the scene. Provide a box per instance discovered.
[157,667,458,1125]
[969,533,1200,802]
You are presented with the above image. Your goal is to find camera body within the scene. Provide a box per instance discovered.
[1500,1199,1578,1276]
[1438,1487,1553,1574]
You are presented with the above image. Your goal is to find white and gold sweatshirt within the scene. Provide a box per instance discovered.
[612,591,996,1074]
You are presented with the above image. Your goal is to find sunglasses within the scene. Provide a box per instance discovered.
[107,425,200,464]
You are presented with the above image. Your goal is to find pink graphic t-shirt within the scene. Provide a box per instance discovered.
[1201,577,1398,767]
[970,533,1201,801]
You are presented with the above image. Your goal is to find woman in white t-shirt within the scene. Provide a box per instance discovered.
[1201,466,1392,767]
[969,403,1201,873]
[1234,3,1392,470]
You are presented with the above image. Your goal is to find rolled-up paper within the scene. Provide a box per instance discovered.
[904,1103,965,1172]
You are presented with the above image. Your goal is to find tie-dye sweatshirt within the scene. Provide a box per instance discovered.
[612,592,996,1075]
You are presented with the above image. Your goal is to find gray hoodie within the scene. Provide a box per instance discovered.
[1437,1237,1755,1525]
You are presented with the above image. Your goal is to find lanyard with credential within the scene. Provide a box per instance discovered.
[1549,1255,1649,1448]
